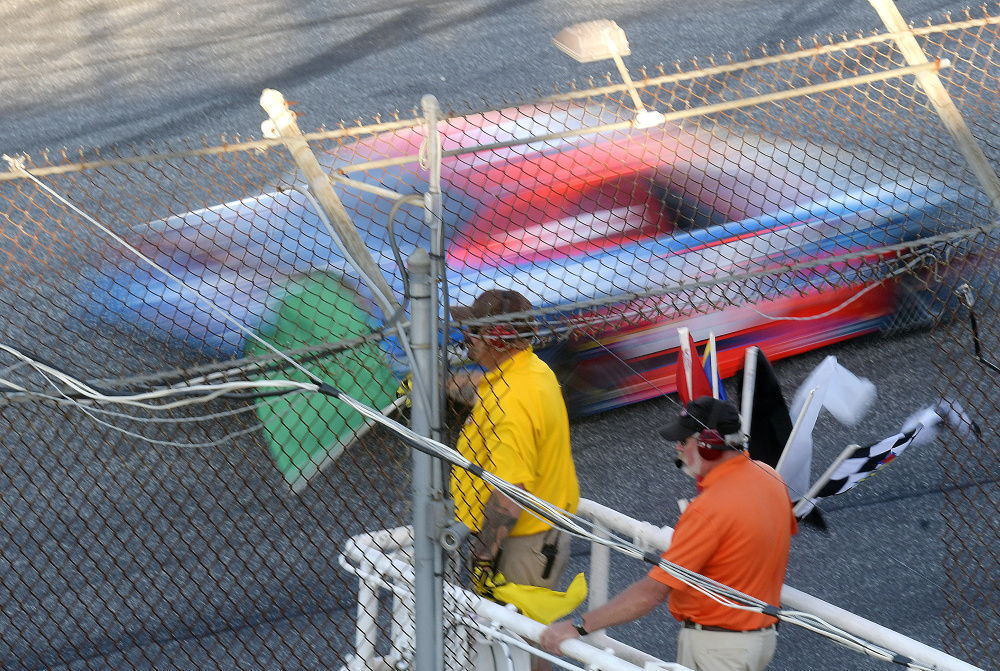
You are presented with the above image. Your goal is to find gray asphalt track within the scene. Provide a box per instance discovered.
[0,1,994,670]
[0,0,979,156]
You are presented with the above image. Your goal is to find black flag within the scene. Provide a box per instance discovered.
[736,349,793,469]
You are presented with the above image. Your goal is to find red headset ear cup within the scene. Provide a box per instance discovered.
[696,429,726,461]
[697,444,724,461]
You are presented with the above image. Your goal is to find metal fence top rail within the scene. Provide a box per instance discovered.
[333,60,944,178]
[536,12,1000,104]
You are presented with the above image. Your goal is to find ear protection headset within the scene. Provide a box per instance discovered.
[696,429,728,461]
[459,289,537,350]
[671,430,727,469]
[668,397,744,470]
[695,400,736,461]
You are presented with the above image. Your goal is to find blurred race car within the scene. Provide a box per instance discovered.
[83,102,959,417]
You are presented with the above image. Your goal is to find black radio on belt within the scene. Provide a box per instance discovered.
[540,539,558,579]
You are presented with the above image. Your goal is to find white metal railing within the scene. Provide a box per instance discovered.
[577,498,984,671]
[337,525,689,671]
[335,499,983,671]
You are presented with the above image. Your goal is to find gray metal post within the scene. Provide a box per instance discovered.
[421,94,445,443]
[868,0,1000,214]
[407,247,445,670]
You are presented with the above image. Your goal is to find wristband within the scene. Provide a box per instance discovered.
[572,616,589,636]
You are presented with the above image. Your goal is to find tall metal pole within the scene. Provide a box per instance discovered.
[868,0,1000,214]
[421,94,446,443]
[418,94,452,671]
[407,247,445,670]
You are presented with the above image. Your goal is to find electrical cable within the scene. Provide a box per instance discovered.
[433,245,936,357]
[6,160,435,466]
[0,341,942,669]
[440,236,955,346]
[0,304,948,600]
[0,158,952,670]
[0,343,314,409]
[68,403,271,450]
[304,386,938,670]
[386,193,425,308]
[0,357,312,449]
[0,387,272,424]
[743,250,937,323]
[0,336,920,632]
[4,157,360,397]
[340,399,937,669]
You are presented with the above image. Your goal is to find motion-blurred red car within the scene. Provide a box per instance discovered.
[85,103,959,416]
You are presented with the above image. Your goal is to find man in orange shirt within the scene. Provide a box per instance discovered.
[540,396,797,671]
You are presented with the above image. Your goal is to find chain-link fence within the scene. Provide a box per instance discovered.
[1,3,999,670]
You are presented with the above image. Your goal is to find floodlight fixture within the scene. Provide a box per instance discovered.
[552,20,666,129]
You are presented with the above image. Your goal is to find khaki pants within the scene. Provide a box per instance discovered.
[495,529,570,589]
[676,626,778,671]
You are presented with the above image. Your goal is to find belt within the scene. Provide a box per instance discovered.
[682,620,777,633]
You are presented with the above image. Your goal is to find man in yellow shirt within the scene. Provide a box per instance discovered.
[449,289,579,590]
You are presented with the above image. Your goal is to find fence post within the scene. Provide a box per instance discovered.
[259,89,400,315]
[421,94,446,442]
[868,0,1000,214]
[407,247,445,670]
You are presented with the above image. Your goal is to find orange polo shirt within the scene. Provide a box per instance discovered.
[648,456,797,630]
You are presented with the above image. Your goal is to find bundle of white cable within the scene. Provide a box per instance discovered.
[0,343,936,670]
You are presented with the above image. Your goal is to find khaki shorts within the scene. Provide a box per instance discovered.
[676,625,778,671]
[495,529,570,589]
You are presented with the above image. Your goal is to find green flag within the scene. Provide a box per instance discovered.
[247,272,395,492]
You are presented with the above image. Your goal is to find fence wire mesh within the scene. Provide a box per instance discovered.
[1,6,1000,670]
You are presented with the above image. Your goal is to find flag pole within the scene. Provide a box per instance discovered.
[775,387,818,477]
[792,443,859,516]
[708,332,720,399]
[678,327,694,401]
[739,347,757,438]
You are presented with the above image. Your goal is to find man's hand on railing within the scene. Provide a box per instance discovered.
[539,619,579,654]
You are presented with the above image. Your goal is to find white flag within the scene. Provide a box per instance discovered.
[780,356,876,500]
[902,398,980,446]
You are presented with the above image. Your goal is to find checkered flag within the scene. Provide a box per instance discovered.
[793,425,924,518]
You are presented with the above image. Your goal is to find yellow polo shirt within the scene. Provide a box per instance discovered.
[452,348,579,537]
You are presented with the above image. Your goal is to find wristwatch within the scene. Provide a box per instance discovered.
[572,615,589,636]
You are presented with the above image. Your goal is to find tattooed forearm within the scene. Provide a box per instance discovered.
[471,489,523,560]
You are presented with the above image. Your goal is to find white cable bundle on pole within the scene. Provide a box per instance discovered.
[0,341,979,670]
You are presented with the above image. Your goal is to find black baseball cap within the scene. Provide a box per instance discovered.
[659,396,742,443]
